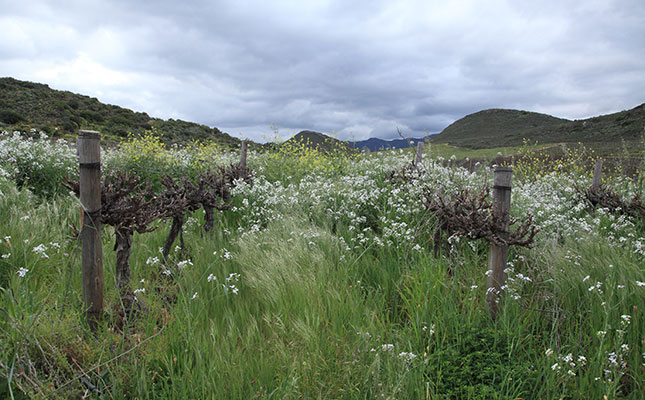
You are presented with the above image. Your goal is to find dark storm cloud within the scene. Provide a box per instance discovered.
[1,0,644,142]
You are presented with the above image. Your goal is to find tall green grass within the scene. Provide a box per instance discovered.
[0,136,643,399]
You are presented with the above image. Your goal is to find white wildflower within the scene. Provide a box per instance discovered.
[398,352,417,361]
[32,243,49,258]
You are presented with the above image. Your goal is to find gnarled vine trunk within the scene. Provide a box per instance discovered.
[114,228,133,291]
[203,206,215,232]
[162,214,184,259]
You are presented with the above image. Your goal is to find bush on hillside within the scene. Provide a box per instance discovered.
[0,109,25,124]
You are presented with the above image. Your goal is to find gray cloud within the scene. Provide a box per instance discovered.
[1,0,644,142]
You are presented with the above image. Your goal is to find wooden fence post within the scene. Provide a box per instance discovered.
[240,140,248,168]
[486,166,512,320]
[414,142,424,166]
[592,159,603,190]
[78,130,103,330]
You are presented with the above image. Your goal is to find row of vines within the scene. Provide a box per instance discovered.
[1,129,644,398]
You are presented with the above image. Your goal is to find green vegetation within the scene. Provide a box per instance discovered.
[431,105,645,157]
[0,109,26,125]
[1,132,643,399]
[425,142,528,159]
[432,108,568,148]
[285,130,358,155]
[0,77,240,147]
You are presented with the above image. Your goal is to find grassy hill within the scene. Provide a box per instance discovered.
[431,105,645,154]
[432,109,568,148]
[0,77,240,146]
[284,130,358,154]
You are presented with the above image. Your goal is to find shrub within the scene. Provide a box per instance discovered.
[0,109,26,125]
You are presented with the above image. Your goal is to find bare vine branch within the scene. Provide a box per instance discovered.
[422,184,538,255]
[578,184,645,219]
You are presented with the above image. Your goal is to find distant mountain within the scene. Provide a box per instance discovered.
[350,136,429,151]
[0,77,240,146]
[285,130,357,154]
[431,105,645,150]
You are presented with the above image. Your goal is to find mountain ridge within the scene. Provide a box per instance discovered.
[1,77,643,152]
[350,136,429,151]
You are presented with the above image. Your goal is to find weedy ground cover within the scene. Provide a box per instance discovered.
[0,130,643,399]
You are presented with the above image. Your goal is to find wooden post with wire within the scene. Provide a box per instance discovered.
[78,130,103,330]
[486,166,512,320]
[592,159,603,190]
[240,140,248,168]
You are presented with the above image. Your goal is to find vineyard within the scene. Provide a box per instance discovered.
[0,129,644,399]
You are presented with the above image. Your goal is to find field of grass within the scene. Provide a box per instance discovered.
[425,142,530,160]
[1,130,644,399]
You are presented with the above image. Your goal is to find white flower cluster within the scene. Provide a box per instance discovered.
[228,152,645,262]
[0,131,76,187]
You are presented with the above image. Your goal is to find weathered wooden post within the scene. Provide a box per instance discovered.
[78,130,103,330]
[240,140,248,168]
[414,141,424,166]
[486,166,512,320]
[592,159,603,190]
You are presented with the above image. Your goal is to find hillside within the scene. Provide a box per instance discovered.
[431,109,569,148]
[431,105,645,151]
[0,77,240,146]
[285,130,357,154]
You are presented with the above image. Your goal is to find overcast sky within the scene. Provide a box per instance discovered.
[1,0,644,142]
